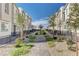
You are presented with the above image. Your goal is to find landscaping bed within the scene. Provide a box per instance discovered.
[9,38,34,56]
[10,43,33,56]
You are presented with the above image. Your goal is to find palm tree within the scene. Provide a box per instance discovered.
[67,3,79,56]
[49,15,56,37]
[16,12,26,39]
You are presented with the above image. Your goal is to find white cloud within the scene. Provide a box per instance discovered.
[32,17,49,26]
[32,19,48,26]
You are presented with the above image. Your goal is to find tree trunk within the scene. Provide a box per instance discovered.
[69,27,72,40]
[75,29,78,56]
[53,27,54,37]
[20,28,23,40]
[59,25,61,41]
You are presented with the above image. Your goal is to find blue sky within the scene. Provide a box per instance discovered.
[16,3,65,27]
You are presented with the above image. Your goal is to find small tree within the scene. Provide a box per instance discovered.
[39,24,43,34]
[17,12,26,39]
[49,15,56,37]
[67,3,79,56]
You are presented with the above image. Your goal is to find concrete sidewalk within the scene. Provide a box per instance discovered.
[0,36,17,45]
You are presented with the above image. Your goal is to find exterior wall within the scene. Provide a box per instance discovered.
[64,4,70,31]
[25,14,28,31]
[26,15,32,30]
[54,13,57,30]
[59,6,64,32]
[28,16,32,30]
[12,4,19,34]
[11,3,15,35]
[56,11,60,30]
[55,11,60,31]
[55,4,70,32]
[55,6,64,32]
[0,3,12,38]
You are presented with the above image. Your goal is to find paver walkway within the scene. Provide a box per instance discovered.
[0,44,14,56]
[27,42,50,56]
[26,35,51,56]
[48,41,76,56]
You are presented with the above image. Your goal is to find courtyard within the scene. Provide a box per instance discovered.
[0,3,79,56]
[0,30,78,56]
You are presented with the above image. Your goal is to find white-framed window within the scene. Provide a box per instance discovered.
[1,22,8,32]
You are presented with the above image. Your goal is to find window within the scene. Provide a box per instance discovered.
[5,3,9,14]
[1,22,8,32]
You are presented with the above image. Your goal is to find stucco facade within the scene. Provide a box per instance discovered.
[0,3,32,38]
[0,3,12,38]
[25,13,32,31]
[55,6,64,32]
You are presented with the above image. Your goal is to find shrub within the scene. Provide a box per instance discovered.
[53,37,57,39]
[67,39,76,52]
[45,35,53,41]
[39,30,46,35]
[43,32,46,35]
[67,39,75,45]
[68,46,76,52]
[11,43,34,56]
[15,38,23,47]
[57,36,64,42]
[28,35,36,42]
[48,41,56,47]
[57,38,63,42]
[35,32,38,35]
[10,46,29,56]
[20,43,34,49]
[25,44,34,49]
[26,36,29,38]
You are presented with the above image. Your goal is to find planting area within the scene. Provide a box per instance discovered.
[0,30,78,56]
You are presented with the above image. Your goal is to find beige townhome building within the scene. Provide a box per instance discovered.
[63,4,70,31]
[54,3,79,41]
[64,3,79,40]
[0,3,20,38]
[27,15,32,30]
[18,7,32,31]
[55,6,65,34]
[25,13,32,31]
[0,3,32,39]
[55,4,72,35]
[0,3,13,38]
[54,4,71,35]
